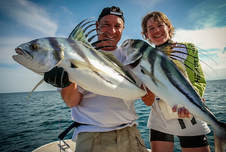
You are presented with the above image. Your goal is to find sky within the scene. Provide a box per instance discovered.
[0,0,225,93]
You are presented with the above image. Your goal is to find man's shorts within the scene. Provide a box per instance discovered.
[150,129,209,148]
[75,125,148,152]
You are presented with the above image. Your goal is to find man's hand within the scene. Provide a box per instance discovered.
[44,67,72,88]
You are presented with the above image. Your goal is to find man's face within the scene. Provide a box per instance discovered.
[96,15,124,51]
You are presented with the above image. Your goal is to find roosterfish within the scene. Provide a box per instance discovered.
[12,19,146,101]
[121,39,226,152]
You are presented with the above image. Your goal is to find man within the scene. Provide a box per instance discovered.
[44,6,148,152]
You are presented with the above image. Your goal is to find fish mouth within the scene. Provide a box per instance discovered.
[15,47,33,58]
[15,48,24,55]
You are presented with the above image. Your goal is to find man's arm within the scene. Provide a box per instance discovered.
[61,83,83,108]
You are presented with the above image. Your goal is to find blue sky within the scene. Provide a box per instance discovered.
[0,0,225,93]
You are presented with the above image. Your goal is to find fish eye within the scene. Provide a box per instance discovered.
[30,43,39,50]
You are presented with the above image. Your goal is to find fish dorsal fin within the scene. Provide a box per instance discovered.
[68,18,95,47]
[121,39,150,65]
[69,27,88,44]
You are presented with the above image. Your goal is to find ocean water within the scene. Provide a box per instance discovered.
[0,79,225,152]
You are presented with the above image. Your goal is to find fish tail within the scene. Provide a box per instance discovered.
[214,121,226,152]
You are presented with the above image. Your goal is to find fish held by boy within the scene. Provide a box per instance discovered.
[121,39,226,152]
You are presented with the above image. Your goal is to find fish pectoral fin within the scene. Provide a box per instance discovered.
[140,65,163,87]
[70,62,77,68]
[31,79,45,92]
[69,59,89,69]
[69,60,100,75]
[27,79,45,99]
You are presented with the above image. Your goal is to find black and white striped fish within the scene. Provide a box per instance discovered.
[12,19,145,101]
[121,39,226,152]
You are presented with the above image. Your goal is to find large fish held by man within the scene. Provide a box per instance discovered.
[120,39,226,152]
[12,19,146,101]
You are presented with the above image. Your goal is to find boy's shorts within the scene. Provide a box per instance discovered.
[150,129,209,148]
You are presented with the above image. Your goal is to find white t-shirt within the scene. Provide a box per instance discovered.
[71,47,138,140]
[147,100,210,136]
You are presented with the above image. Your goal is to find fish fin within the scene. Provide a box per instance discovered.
[27,79,45,99]
[92,39,113,48]
[162,43,215,79]
[197,47,218,64]
[120,39,145,65]
[140,65,164,87]
[32,79,45,92]
[68,18,96,47]
[69,59,90,70]
[170,56,203,78]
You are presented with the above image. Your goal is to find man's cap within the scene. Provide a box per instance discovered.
[98,6,124,22]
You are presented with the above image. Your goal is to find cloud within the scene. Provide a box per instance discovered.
[0,0,59,66]
[174,27,226,50]
[0,0,58,36]
[173,27,226,80]
[188,0,226,29]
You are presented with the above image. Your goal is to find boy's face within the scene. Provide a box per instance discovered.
[145,17,170,46]
[96,15,124,51]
